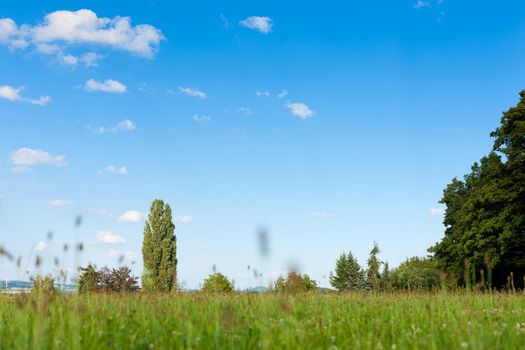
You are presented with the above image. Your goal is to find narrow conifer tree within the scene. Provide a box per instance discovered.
[142,199,177,292]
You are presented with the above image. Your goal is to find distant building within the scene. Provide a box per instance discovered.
[0,280,76,293]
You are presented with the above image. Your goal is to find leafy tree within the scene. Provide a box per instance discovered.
[202,273,234,293]
[77,265,139,293]
[78,264,98,293]
[330,252,367,291]
[367,243,381,291]
[112,266,140,293]
[391,257,440,291]
[430,91,525,287]
[142,199,177,292]
[274,272,318,293]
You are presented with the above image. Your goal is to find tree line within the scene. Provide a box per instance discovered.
[75,90,525,293]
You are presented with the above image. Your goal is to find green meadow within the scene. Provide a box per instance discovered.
[1,292,525,350]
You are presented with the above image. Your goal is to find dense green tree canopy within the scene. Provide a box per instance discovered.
[391,257,440,291]
[274,272,318,293]
[202,273,234,293]
[430,91,525,287]
[142,199,177,292]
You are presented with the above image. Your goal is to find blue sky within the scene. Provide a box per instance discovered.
[1,0,524,289]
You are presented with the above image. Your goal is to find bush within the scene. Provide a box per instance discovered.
[202,273,234,293]
[274,272,318,293]
[392,257,440,291]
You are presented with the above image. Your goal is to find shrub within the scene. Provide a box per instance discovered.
[202,273,234,293]
[392,257,440,291]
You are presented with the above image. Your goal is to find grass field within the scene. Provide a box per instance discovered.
[1,293,525,349]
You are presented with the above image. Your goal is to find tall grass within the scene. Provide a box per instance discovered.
[1,292,524,349]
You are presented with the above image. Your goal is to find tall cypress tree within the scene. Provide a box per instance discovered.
[142,199,177,291]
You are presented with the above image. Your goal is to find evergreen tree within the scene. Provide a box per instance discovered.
[367,242,381,291]
[347,252,367,291]
[380,262,392,292]
[330,252,366,291]
[142,199,177,292]
[330,253,350,291]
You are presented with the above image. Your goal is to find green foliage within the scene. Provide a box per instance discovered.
[142,199,177,292]
[380,262,392,292]
[78,264,98,293]
[274,272,318,293]
[78,265,139,293]
[330,252,367,291]
[391,257,440,291]
[202,273,234,293]
[430,91,525,287]
[367,242,381,291]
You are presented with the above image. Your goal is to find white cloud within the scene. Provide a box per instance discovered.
[239,16,273,34]
[58,52,103,67]
[285,101,315,119]
[178,86,207,99]
[34,241,47,252]
[192,114,212,122]
[235,107,252,115]
[99,165,128,175]
[429,208,445,216]
[0,10,164,58]
[256,90,270,97]
[312,212,335,219]
[118,210,144,223]
[108,249,137,260]
[85,79,126,93]
[175,215,194,224]
[47,199,73,208]
[414,1,431,9]
[11,148,67,170]
[93,119,136,134]
[96,230,126,244]
[277,89,288,99]
[0,85,51,106]
[0,18,28,49]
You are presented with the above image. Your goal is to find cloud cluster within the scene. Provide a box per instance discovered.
[99,165,128,175]
[239,16,273,34]
[285,101,315,119]
[178,86,207,99]
[85,79,127,93]
[0,9,164,58]
[93,119,136,134]
[118,210,144,223]
[0,85,51,106]
[175,215,194,224]
[193,114,212,122]
[10,148,67,172]
[96,230,126,244]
